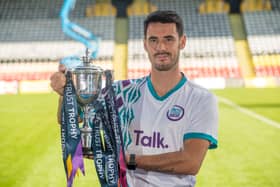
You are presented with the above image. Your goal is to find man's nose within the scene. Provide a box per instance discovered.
[155,40,167,51]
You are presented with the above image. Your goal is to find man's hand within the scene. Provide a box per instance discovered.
[50,64,66,96]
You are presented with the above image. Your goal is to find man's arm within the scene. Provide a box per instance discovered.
[131,138,210,175]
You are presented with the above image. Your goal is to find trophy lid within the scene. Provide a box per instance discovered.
[68,49,103,73]
[69,63,103,74]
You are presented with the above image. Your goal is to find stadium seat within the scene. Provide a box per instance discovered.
[127,0,157,16]
[240,0,272,12]
[199,0,230,14]
[86,3,116,16]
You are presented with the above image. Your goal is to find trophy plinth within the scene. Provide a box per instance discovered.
[69,52,103,157]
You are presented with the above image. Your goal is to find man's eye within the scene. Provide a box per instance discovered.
[149,39,157,43]
[166,37,174,42]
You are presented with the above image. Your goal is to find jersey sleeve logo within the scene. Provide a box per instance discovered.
[166,105,185,121]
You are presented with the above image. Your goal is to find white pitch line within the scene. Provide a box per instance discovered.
[218,96,280,129]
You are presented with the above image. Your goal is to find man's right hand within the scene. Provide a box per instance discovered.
[50,64,67,96]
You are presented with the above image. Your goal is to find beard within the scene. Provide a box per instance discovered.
[149,51,180,71]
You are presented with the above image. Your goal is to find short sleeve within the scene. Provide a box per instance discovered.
[184,92,218,149]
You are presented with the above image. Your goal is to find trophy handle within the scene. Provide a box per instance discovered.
[104,69,114,88]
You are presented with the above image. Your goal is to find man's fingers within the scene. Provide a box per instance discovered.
[50,72,66,88]
[58,63,66,73]
[50,72,66,95]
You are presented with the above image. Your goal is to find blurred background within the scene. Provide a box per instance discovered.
[0,0,279,92]
[0,0,280,187]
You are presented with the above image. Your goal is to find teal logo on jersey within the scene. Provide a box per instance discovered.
[167,105,184,121]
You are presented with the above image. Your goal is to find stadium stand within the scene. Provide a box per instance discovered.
[0,0,279,93]
[0,0,115,84]
[242,10,280,77]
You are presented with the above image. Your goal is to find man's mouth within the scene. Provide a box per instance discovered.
[155,53,170,60]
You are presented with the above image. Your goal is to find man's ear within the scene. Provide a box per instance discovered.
[179,35,187,49]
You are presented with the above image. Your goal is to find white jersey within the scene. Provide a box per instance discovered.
[114,74,218,187]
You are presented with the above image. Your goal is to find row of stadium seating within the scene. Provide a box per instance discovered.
[0,60,113,81]
[0,72,53,81]
[150,0,202,14]
[0,0,93,19]
[247,35,280,55]
[0,61,56,81]
[0,17,114,41]
[1,0,279,20]
[0,17,115,60]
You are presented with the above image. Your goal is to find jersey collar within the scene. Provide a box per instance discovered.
[146,73,187,101]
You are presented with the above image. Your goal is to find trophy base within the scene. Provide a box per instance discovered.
[82,147,94,157]
[80,127,93,157]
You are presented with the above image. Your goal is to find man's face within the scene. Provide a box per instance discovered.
[144,22,186,71]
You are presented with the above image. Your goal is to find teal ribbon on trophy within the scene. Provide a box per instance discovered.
[61,72,85,187]
[91,71,128,187]
[103,70,128,187]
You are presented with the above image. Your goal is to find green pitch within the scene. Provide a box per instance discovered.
[1,88,280,187]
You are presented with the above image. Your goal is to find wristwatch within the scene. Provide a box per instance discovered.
[127,154,137,170]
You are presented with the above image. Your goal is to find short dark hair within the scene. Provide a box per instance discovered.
[144,10,184,38]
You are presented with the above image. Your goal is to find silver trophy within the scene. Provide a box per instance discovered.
[69,50,103,156]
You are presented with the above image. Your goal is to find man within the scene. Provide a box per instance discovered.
[51,10,218,187]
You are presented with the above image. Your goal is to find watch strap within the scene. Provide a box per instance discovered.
[127,154,137,170]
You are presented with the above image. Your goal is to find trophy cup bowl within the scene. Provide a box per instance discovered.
[69,64,103,156]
